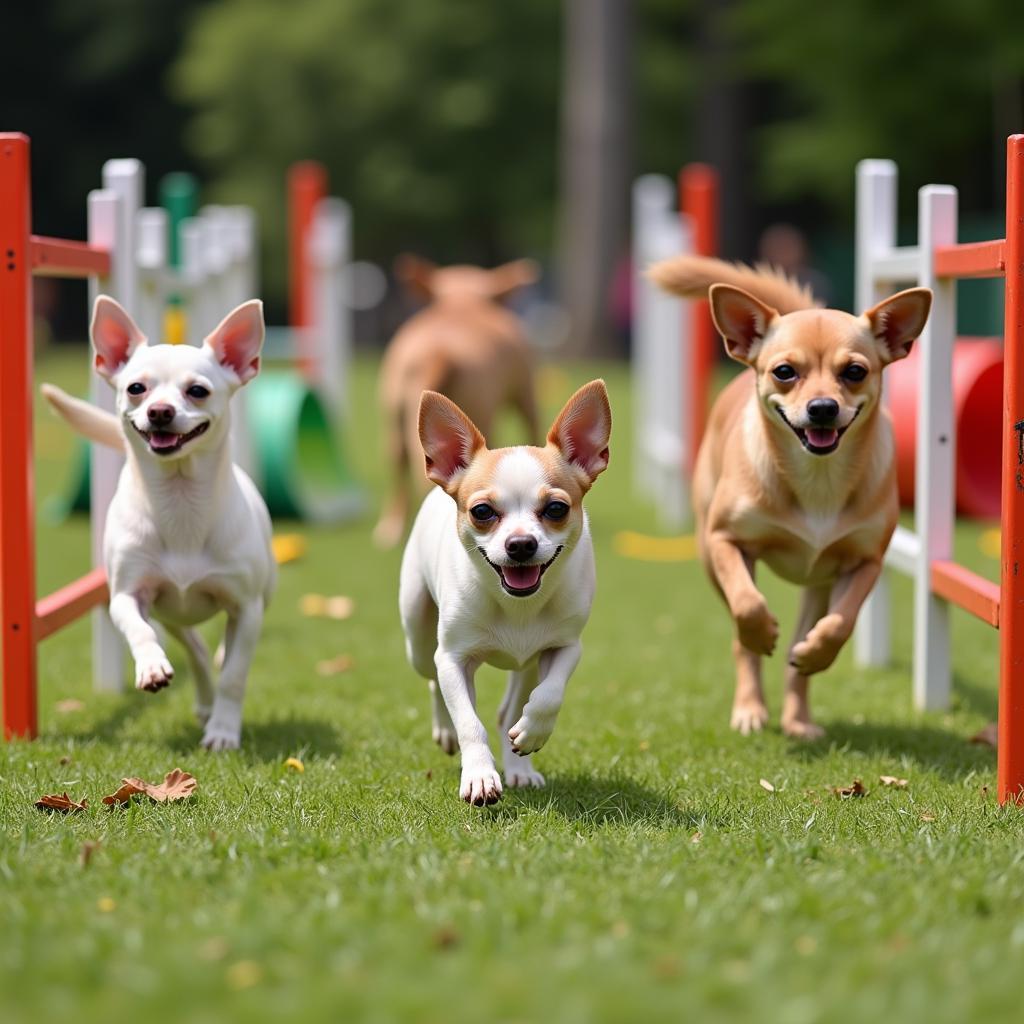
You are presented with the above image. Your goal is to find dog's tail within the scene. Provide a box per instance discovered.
[40,383,125,453]
[647,254,819,314]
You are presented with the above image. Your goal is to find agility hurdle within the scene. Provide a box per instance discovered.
[853,135,1024,804]
[631,164,718,528]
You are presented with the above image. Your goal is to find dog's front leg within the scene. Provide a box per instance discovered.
[201,599,264,751]
[790,559,882,676]
[435,651,502,805]
[108,592,174,692]
[508,641,581,756]
[706,531,779,656]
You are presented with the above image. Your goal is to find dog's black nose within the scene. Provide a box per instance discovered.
[147,403,175,427]
[807,398,839,424]
[505,535,538,562]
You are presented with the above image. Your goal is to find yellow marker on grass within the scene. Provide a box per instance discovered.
[613,531,697,562]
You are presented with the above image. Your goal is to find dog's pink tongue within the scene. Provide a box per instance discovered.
[501,564,542,591]
[149,431,179,450]
[806,427,838,449]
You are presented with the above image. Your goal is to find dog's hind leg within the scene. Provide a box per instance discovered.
[781,586,832,740]
[373,402,413,549]
[498,665,545,788]
[165,624,215,725]
[201,599,264,751]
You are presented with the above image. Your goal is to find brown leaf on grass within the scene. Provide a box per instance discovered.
[315,654,354,677]
[300,594,354,620]
[431,925,460,950]
[969,722,998,748]
[142,769,197,802]
[79,841,100,867]
[833,779,867,799]
[921,812,936,823]
[35,792,87,813]
[102,779,148,806]
[103,769,197,806]
[54,699,85,714]
[879,775,909,789]
[759,778,776,793]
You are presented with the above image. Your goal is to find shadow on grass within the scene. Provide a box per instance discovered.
[787,718,994,780]
[163,715,345,763]
[953,674,998,720]
[491,772,731,830]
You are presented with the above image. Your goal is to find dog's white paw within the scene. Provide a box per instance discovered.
[730,701,769,736]
[432,723,459,756]
[135,647,174,692]
[201,702,242,751]
[508,711,556,755]
[459,762,503,806]
[504,763,546,789]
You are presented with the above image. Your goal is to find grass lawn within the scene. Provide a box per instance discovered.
[1,346,1019,1024]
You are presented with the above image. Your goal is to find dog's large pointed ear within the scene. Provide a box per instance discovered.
[709,284,778,365]
[547,380,611,486]
[488,259,539,300]
[91,295,146,381]
[862,288,932,363]
[204,300,264,385]
[394,253,437,302]
[418,391,486,491]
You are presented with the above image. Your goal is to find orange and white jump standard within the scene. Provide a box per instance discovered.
[0,132,144,738]
[853,135,1024,804]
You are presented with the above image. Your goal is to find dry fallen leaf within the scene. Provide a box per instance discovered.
[969,723,998,748]
[315,654,354,677]
[921,812,936,823]
[35,792,87,813]
[833,779,867,799]
[432,925,460,950]
[96,896,116,913]
[79,841,100,868]
[103,769,197,806]
[144,769,197,802]
[54,699,85,714]
[879,775,909,789]
[283,757,305,773]
[59,755,72,766]
[102,779,148,806]
[759,779,776,793]
[690,831,703,845]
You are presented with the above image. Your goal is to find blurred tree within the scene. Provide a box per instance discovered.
[732,0,1024,213]
[558,0,633,357]
[173,0,561,319]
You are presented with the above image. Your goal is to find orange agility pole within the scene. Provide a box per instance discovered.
[0,133,113,740]
[679,164,719,476]
[288,160,328,376]
[999,134,1024,804]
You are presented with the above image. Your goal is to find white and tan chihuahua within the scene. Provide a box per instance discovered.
[650,255,931,739]
[401,381,611,804]
[42,296,275,750]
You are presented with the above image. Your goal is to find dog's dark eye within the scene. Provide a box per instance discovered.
[186,384,210,400]
[841,364,868,383]
[543,500,569,521]
[126,382,146,396]
[772,364,797,382]
[470,503,497,523]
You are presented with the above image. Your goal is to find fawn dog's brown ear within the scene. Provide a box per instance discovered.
[709,284,779,365]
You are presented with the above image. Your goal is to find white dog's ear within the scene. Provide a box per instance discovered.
[709,284,778,365]
[418,391,485,491]
[91,295,145,381]
[862,288,932,363]
[204,300,265,385]
[548,379,611,485]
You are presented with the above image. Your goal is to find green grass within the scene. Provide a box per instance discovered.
[2,349,1019,1024]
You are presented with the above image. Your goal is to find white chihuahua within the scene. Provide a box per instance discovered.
[401,380,611,804]
[42,296,275,750]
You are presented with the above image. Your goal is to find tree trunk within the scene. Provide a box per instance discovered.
[557,0,632,358]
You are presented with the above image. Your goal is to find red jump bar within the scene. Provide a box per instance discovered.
[30,235,110,278]
[931,560,1000,628]
[34,567,109,642]
[934,239,1006,280]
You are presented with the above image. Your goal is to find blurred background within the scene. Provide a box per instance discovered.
[9,0,1023,352]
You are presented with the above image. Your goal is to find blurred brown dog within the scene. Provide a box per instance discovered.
[373,256,540,548]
